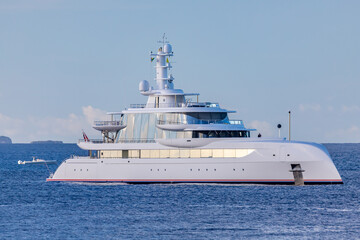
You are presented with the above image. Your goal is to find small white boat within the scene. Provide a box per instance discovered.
[18,157,57,165]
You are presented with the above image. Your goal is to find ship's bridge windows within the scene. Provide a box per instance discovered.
[186,112,228,123]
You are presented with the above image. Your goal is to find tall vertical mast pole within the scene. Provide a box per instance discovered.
[150,34,174,90]
[288,111,291,141]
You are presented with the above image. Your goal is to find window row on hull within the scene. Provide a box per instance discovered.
[99,148,255,159]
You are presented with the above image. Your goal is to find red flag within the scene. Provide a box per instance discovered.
[82,130,89,142]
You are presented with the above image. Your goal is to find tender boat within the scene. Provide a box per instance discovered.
[19,157,57,165]
[47,38,342,185]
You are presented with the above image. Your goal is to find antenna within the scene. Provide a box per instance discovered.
[157,33,169,46]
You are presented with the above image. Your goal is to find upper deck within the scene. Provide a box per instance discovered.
[91,39,253,144]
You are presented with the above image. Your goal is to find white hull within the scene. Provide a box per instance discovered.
[47,140,342,184]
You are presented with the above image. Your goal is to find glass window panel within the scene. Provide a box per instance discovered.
[236,149,248,158]
[170,149,180,158]
[184,132,192,138]
[102,151,111,158]
[180,149,190,158]
[133,114,142,139]
[141,150,150,158]
[110,150,117,158]
[122,150,129,158]
[150,149,160,158]
[148,114,156,139]
[140,114,149,139]
[224,149,236,158]
[190,149,201,158]
[201,149,212,158]
[213,149,223,158]
[160,149,170,158]
[130,150,139,158]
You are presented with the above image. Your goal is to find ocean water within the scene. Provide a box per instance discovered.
[0,143,359,239]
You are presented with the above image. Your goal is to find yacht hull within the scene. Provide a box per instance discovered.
[47,141,343,185]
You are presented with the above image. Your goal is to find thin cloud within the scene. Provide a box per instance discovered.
[82,106,107,125]
[299,104,321,112]
[341,105,360,113]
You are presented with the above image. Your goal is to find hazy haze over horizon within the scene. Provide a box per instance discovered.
[0,0,359,143]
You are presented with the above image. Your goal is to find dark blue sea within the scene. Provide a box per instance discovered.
[0,143,359,239]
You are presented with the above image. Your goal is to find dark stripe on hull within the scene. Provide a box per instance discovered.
[47,179,343,185]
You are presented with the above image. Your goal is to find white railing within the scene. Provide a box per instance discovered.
[78,139,156,144]
[129,102,220,109]
[157,119,241,125]
[129,104,146,108]
[93,120,124,126]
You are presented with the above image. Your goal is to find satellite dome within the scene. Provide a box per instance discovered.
[163,43,172,53]
[139,80,150,92]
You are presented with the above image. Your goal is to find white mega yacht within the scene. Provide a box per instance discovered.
[47,40,342,185]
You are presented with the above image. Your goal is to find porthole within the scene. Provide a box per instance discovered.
[287,154,290,156]
[164,169,166,171]
[190,169,192,171]
[80,169,82,171]
[198,169,200,171]
[74,169,76,171]
[157,169,159,171]
[87,169,89,171]
[242,168,244,171]
[206,169,208,171]
[214,169,216,171]
[233,169,236,171]
[273,154,276,156]
[150,169,153,171]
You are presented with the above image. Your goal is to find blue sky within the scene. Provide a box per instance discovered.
[0,0,359,143]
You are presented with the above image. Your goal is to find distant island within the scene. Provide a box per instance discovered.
[30,140,63,144]
[0,136,12,144]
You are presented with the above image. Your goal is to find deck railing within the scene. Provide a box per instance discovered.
[78,139,156,144]
[93,120,124,126]
[129,104,146,108]
[157,119,244,125]
[129,102,220,109]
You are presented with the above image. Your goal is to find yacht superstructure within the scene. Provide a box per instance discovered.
[47,40,342,185]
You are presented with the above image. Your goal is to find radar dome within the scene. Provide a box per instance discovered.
[139,80,150,92]
[163,43,172,53]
